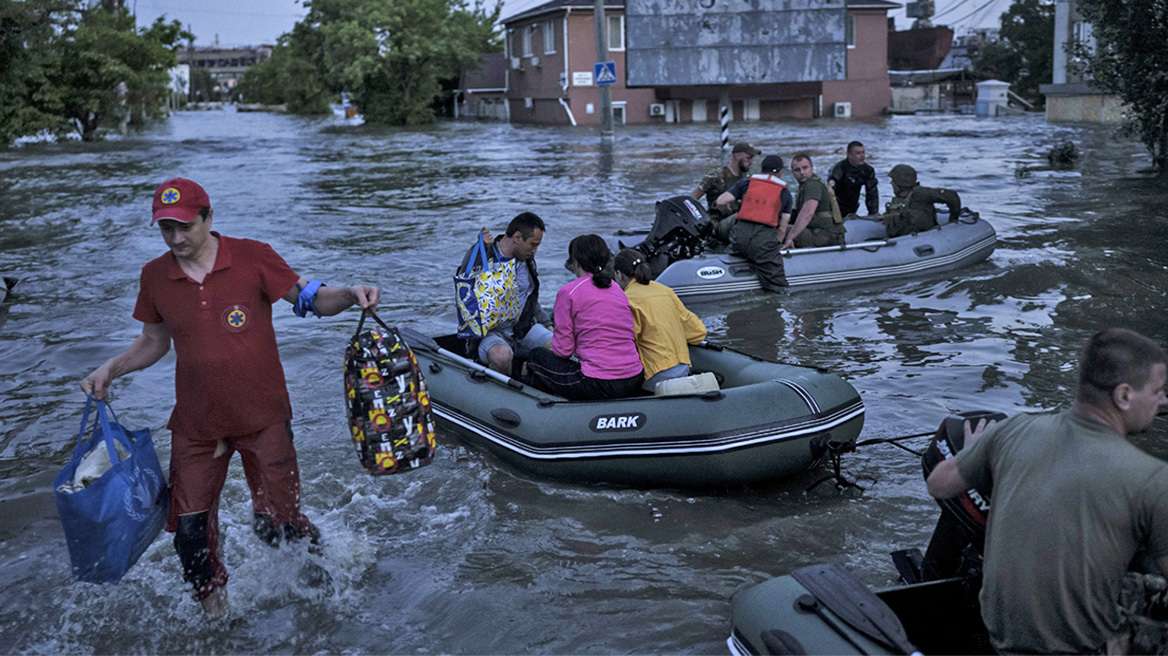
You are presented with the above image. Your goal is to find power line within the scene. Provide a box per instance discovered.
[135,1,305,20]
[933,0,974,21]
[947,0,1005,26]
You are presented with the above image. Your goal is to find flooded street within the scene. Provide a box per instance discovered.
[2,110,1167,653]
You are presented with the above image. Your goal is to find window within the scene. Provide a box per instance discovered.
[522,24,534,57]
[607,14,624,51]
[543,19,556,54]
[846,13,856,48]
[612,101,627,124]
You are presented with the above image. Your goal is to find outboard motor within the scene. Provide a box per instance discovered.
[630,196,710,277]
[894,410,1006,583]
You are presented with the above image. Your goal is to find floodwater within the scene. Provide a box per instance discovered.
[1,109,1167,654]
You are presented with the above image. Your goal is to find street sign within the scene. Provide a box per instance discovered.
[594,61,617,85]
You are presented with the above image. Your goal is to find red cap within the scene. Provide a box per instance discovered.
[151,178,210,224]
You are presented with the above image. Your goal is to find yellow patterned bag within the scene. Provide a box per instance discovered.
[343,312,436,475]
[455,234,521,338]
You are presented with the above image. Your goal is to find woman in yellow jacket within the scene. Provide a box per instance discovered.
[612,249,707,393]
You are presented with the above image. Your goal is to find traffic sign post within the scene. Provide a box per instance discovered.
[593,0,614,142]
[594,61,617,85]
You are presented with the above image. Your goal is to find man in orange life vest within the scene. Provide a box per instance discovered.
[715,154,793,291]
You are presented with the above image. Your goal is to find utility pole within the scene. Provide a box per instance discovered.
[593,0,614,143]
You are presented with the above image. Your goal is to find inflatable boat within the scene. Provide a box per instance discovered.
[620,197,997,300]
[397,328,864,488]
[727,411,1005,655]
[728,563,989,655]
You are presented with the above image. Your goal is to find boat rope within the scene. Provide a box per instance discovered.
[854,430,935,457]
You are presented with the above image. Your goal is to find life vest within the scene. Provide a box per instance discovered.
[736,174,787,227]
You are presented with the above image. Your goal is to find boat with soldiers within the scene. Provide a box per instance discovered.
[617,196,997,300]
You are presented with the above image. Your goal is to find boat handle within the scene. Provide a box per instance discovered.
[490,408,522,428]
[429,362,443,374]
[913,245,935,257]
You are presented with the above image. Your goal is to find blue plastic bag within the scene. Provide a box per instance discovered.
[53,396,169,583]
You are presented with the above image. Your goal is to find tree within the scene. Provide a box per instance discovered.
[238,23,331,113]
[0,0,188,144]
[51,2,189,140]
[0,0,67,142]
[188,64,216,103]
[1072,0,1168,175]
[974,0,1053,107]
[311,0,501,124]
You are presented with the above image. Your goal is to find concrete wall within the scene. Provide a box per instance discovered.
[1045,94,1126,123]
[891,85,941,112]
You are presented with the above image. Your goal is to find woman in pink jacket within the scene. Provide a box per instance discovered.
[526,235,644,400]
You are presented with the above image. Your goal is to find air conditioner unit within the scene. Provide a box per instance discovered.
[649,103,666,116]
[833,102,852,118]
[530,56,540,67]
[510,57,521,70]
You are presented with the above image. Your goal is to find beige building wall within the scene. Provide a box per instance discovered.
[1045,94,1126,123]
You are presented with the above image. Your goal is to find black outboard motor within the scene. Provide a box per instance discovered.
[630,196,710,277]
[894,410,1006,584]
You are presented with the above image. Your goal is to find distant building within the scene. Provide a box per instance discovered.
[457,53,509,121]
[938,28,998,70]
[888,25,954,71]
[179,45,272,99]
[487,0,899,126]
[1038,0,1123,123]
[889,68,988,113]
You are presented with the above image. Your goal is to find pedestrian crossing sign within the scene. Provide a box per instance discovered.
[594,61,617,85]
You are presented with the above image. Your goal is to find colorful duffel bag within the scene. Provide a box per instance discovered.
[344,311,437,475]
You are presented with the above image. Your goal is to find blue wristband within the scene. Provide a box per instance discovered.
[293,280,325,318]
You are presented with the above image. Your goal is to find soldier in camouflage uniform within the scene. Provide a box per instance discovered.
[690,142,760,242]
[783,153,847,250]
[879,164,962,238]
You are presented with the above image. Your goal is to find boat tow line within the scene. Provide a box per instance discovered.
[854,430,935,457]
[806,430,937,491]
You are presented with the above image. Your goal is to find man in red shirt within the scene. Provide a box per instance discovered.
[81,178,379,618]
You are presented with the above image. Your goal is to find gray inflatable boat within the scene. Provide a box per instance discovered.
[399,328,864,488]
[621,197,997,300]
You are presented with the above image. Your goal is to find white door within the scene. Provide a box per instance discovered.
[692,99,707,123]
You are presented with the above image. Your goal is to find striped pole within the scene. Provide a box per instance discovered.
[719,88,731,161]
[720,106,730,151]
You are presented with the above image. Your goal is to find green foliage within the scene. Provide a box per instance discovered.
[238,24,330,113]
[188,65,216,103]
[973,0,1053,107]
[0,0,68,141]
[1073,0,1168,175]
[244,0,501,125]
[0,0,189,144]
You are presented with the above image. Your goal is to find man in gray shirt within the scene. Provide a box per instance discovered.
[928,328,1168,653]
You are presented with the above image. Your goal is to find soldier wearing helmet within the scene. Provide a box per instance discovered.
[877,164,962,237]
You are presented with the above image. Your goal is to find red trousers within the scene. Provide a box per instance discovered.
[167,421,315,600]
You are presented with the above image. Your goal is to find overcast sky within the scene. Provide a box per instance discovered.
[133,0,1009,49]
